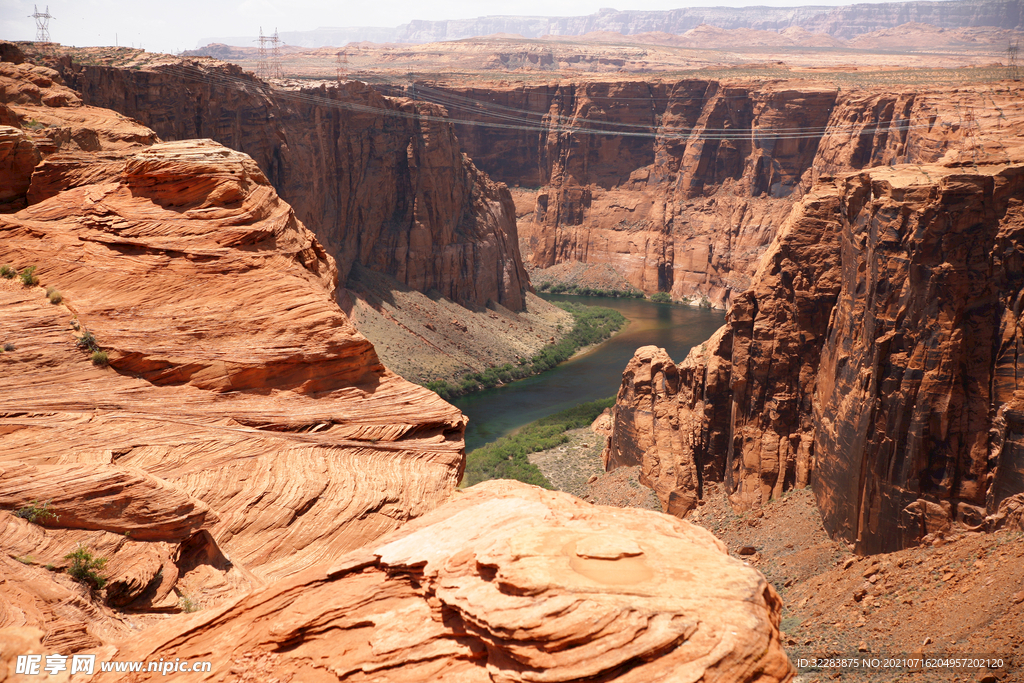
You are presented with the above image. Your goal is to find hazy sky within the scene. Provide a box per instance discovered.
[3,0,909,54]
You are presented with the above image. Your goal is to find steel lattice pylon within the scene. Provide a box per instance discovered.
[29,5,54,43]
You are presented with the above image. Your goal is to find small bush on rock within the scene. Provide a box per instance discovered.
[65,546,108,589]
[19,266,38,287]
[77,331,99,352]
[13,499,56,524]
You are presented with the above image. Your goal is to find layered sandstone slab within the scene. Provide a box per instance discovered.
[0,461,216,542]
[0,138,466,582]
[606,160,1024,553]
[94,481,794,683]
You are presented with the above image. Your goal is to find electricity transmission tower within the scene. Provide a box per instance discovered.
[254,27,283,80]
[1009,40,1021,80]
[255,27,268,79]
[269,29,283,79]
[29,5,54,43]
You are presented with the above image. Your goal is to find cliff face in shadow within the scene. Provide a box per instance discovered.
[55,60,528,312]
[605,159,1024,554]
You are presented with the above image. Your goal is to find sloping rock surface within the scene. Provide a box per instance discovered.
[94,481,794,683]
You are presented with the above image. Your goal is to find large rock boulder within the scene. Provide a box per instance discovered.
[93,481,794,683]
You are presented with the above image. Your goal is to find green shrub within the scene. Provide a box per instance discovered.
[540,283,643,298]
[463,396,615,488]
[64,546,107,589]
[179,594,200,613]
[46,286,62,304]
[13,500,56,524]
[0,265,14,279]
[2,342,14,352]
[91,350,109,366]
[77,331,99,352]
[18,266,38,287]
[649,292,672,304]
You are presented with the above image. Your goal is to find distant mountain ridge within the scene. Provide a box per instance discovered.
[198,0,1023,48]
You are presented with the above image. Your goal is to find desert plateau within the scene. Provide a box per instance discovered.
[2,0,1024,680]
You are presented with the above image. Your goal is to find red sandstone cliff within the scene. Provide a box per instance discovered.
[605,159,1024,553]
[425,80,1024,307]
[51,58,528,313]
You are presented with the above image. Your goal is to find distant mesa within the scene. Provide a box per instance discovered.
[194,0,1024,48]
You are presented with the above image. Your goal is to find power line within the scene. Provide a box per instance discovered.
[255,27,268,80]
[269,29,283,79]
[148,62,1020,143]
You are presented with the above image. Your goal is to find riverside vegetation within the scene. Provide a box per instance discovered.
[424,302,625,400]
[462,396,615,488]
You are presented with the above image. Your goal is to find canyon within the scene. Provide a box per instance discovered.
[412,77,1024,311]
[604,158,1024,553]
[0,45,789,681]
[4,0,1024,675]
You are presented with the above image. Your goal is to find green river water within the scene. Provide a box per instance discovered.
[452,294,725,452]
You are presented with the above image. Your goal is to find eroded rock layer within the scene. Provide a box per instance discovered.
[424,80,1024,306]
[93,481,794,683]
[606,160,1024,553]
[0,58,466,647]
